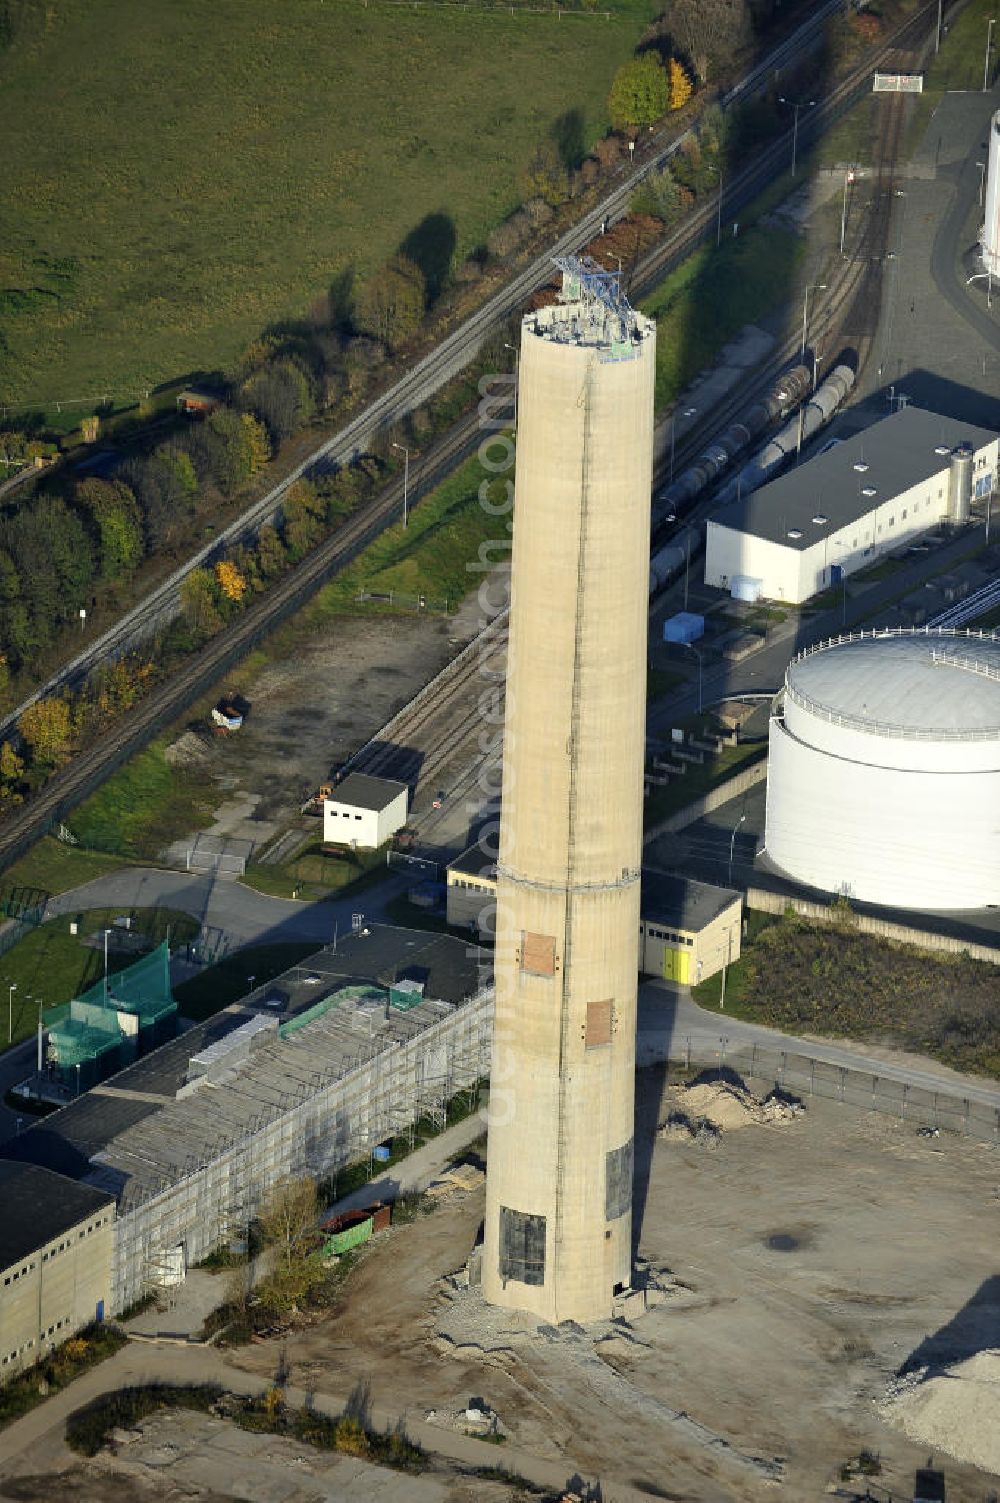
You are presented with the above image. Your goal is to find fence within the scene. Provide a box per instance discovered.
[746,886,1000,967]
[646,1033,1000,1149]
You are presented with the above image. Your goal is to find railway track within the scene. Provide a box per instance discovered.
[0,0,947,870]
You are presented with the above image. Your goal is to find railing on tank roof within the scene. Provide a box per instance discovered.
[782,627,1000,741]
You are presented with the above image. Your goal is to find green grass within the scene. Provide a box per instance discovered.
[241,844,387,901]
[308,450,511,619]
[0,837,142,897]
[0,906,198,1046]
[0,0,652,408]
[66,741,215,859]
[0,1324,127,1433]
[173,942,320,1021]
[903,0,999,148]
[644,742,766,828]
[641,226,806,412]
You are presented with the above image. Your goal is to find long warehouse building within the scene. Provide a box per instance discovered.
[1,928,491,1316]
[704,406,997,604]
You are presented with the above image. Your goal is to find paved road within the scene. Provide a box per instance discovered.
[638,984,1000,1113]
[43,866,412,952]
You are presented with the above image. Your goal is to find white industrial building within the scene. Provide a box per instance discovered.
[704,407,997,604]
[1,929,491,1315]
[323,772,408,849]
[764,629,1000,910]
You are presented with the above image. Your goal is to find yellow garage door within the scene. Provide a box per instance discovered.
[662,946,690,984]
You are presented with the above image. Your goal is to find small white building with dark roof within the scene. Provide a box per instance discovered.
[705,407,998,604]
[323,772,408,849]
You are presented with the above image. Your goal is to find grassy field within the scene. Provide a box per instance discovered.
[174,942,319,1021]
[241,844,386,901]
[640,226,805,412]
[66,742,215,859]
[691,907,1000,1080]
[0,0,651,409]
[1,837,143,897]
[307,451,511,620]
[0,905,198,1046]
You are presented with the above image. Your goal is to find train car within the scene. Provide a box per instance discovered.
[651,362,811,530]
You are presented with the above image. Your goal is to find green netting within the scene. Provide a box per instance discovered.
[77,940,176,1022]
[279,984,386,1040]
[48,1000,123,1070]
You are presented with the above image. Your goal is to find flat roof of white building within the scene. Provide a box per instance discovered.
[329,772,408,811]
[711,407,996,550]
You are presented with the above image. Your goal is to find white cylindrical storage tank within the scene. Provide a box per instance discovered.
[983,109,1000,276]
[765,630,1000,909]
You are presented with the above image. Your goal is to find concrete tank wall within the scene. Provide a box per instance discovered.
[483,298,655,1323]
[765,714,1000,909]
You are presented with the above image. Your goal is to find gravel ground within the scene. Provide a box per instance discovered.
[223,1076,1000,1502]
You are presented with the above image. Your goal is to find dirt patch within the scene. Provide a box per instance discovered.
[219,1078,1000,1501]
[159,612,470,859]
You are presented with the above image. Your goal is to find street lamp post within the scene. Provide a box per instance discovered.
[391,443,410,528]
[779,96,815,178]
[7,982,16,1045]
[503,341,518,432]
[801,282,826,362]
[840,166,856,256]
[986,17,996,92]
[936,0,943,52]
[103,928,112,1006]
[668,406,697,485]
[728,812,747,888]
[682,641,703,714]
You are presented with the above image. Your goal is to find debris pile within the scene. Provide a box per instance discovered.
[659,1074,804,1144]
[880,1350,1000,1474]
[426,1160,486,1204]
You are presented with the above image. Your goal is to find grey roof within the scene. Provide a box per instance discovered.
[786,630,1000,736]
[641,872,741,933]
[710,406,997,550]
[448,844,498,881]
[329,773,408,812]
[0,928,487,1203]
[0,1161,113,1270]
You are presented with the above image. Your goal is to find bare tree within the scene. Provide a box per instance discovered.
[663,0,752,82]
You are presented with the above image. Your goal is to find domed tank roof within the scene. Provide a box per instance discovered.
[784,631,1000,739]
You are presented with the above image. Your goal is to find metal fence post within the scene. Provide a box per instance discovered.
[779,1050,786,1088]
[902,1082,908,1120]
[933,1091,939,1128]
[871,1074,878,1111]
[965,1098,971,1135]
[839,1067,846,1103]
[685,1035,691,1071]
[809,1058,815,1097]
[751,1042,757,1078]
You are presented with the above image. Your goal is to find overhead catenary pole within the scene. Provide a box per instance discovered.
[779,95,815,178]
[391,442,410,528]
[7,982,16,1045]
[986,17,997,92]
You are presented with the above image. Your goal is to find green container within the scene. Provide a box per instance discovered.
[323,1215,373,1256]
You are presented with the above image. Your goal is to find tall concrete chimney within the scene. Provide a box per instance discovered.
[483,260,656,1323]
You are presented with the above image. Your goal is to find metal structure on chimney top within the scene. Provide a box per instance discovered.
[554,254,633,315]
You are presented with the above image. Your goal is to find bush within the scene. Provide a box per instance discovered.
[66,1383,221,1456]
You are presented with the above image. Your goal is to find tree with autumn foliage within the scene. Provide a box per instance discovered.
[668,57,693,109]
[215,559,248,604]
[18,697,73,768]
